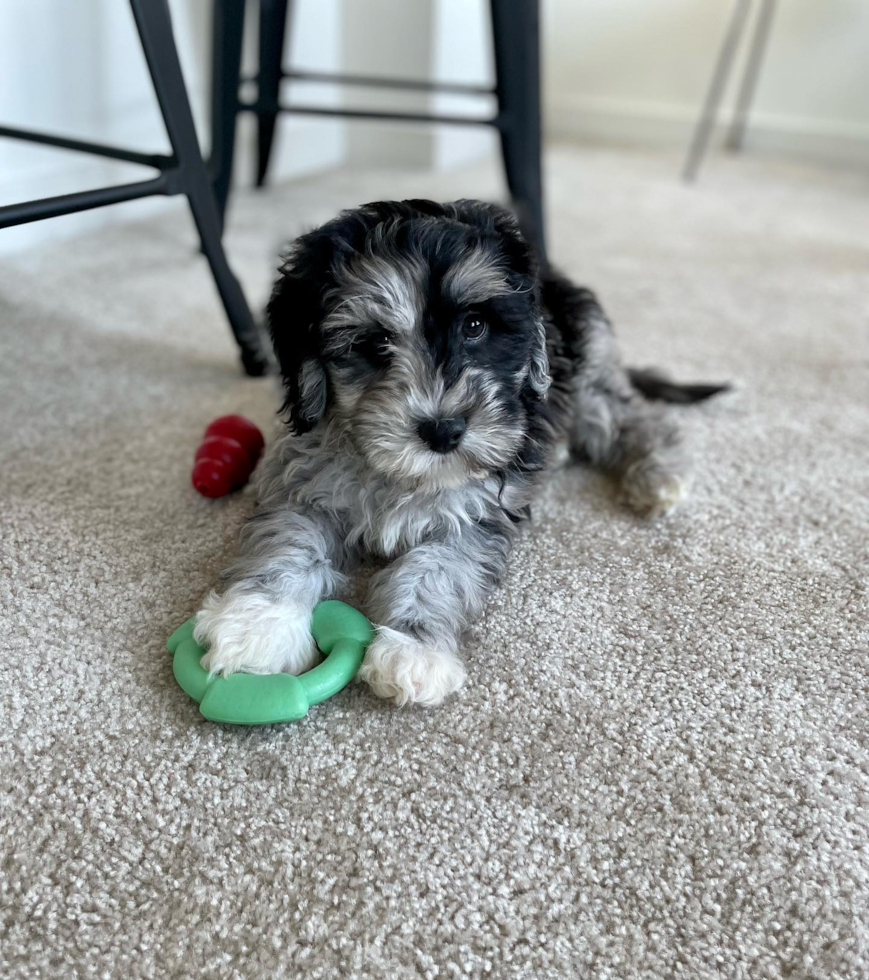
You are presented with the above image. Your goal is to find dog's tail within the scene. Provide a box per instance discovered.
[627,368,730,404]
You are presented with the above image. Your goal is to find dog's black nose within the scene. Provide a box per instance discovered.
[417,417,466,454]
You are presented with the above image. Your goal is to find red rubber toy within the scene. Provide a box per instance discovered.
[192,415,265,498]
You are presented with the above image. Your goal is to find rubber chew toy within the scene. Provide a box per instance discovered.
[167,601,374,724]
[192,414,265,498]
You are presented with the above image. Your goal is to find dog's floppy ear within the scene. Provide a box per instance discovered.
[527,315,551,401]
[485,206,550,400]
[268,206,407,432]
[266,233,334,434]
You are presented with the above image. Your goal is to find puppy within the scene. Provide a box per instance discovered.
[195,200,725,706]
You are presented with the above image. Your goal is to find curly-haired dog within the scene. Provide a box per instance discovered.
[195,200,726,706]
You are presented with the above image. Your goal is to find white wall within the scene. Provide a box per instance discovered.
[338,0,497,172]
[0,0,345,254]
[430,0,498,172]
[0,0,500,258]
[6,0,866,258]
[339,0,437,168]
[544,0,869,164]
[0,0,504,258]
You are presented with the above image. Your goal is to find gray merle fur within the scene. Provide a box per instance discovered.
[194,199,727,705]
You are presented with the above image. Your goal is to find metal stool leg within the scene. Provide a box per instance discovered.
[682,0,753,183]
[726,0,777,152]
[257,0,291,187]
[209,0,246,229]
[490,0,546,263]
[130,0,268,377]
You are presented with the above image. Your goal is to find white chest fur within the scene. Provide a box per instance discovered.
[260,425,504,558]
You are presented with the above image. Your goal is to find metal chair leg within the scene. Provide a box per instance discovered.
[726,0,777,152]
[257,0,291,187]
[130,0,268,376]
[490,0,547,263]
[209,0,246,229]
[682,0,754,183]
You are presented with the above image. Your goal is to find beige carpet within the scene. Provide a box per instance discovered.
[1,145,868,979]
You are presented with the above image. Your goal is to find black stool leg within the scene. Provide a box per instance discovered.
[257,0,290,187]
[490,0,546,263]
[209,0,246,228]
[130,0,268,376]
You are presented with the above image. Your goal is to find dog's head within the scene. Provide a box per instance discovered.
[267,200,549,488]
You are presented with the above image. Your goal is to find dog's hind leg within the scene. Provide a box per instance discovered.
[575,389,692,516]
[542,271,726,516]
[571,335,694,516]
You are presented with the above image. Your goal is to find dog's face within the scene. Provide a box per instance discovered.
[268,200,549,488]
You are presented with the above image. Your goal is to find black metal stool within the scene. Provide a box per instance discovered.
[0,0,268,377]
[210,0,547,261]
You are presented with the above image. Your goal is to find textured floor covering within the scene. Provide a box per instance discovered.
[1,146,868,979]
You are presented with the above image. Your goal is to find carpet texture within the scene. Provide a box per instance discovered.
[1,146,868,979]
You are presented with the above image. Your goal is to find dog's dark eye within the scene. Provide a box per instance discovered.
[463,315,487,341]
[349,329,392,364]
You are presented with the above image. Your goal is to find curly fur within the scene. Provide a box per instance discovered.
[196,199,726,705]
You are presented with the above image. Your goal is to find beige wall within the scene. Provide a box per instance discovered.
[335,0,869,170]
[544,0,869,163]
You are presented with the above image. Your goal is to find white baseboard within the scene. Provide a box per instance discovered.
[545,94,869,167]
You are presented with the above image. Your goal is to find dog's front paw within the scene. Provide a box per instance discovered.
[358,627,466,707]
[193,588,318,676]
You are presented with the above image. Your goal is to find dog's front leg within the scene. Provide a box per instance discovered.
[359,524,512,706]
[194,509,348,676]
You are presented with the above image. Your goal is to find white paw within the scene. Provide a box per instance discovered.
[193,588,318,676]
[358,627,466,707]
[623,466,692,517]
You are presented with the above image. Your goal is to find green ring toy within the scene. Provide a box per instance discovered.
[167,600,374,725]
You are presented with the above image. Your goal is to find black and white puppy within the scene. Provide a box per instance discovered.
[195,199,725,706]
